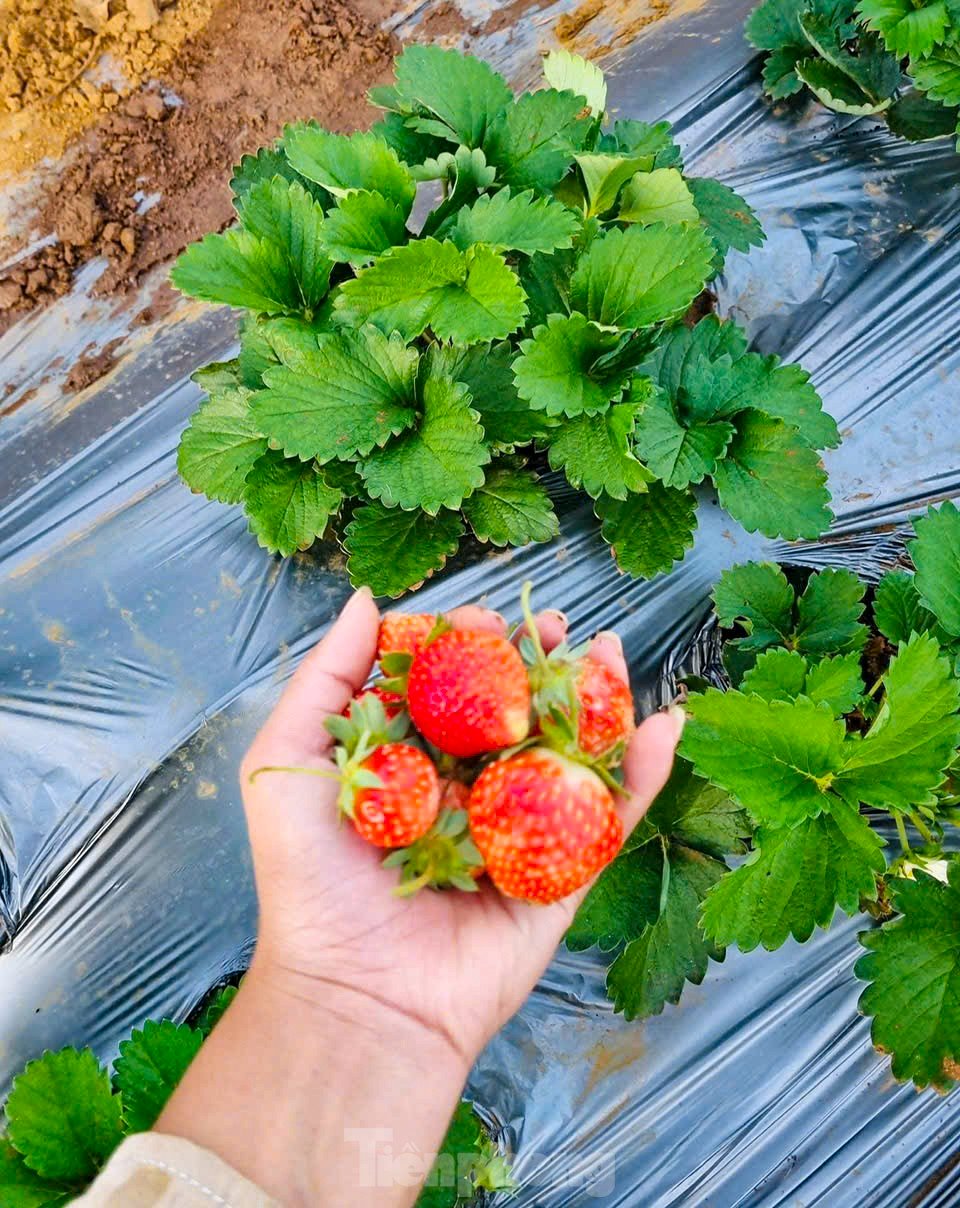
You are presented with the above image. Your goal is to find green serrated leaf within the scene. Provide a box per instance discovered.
[419,146,497,237]
[448,188,579,254]
[319,190,408,265]
[255,314,329,372]
[462,462,558,547]
[886,88,960,139]
[429,342,556,448]
[517,246,577,329]
[688,177,766,264]
[193,984,239,1037]
[236,176,332,310]
[837,633,960,809]
[607,846,726,1020]
[483,88,591,191]
[513,312,628,418]
[0,1139,73,1208]
[567,841,663,952]
[713,561,795,650]
[243,451,343,555]
[6,1049,123,1183]
[177,384,267,505]
[682,689,847,827]
[573,152,656,217]
[385,45,514,147]
[230,143,327,206]
[570,222,715,329]
[641,756,752,857]
[619,167,699,226]
[610,118,683,168]
[334,239,527,344]
[794,568,869,657]
[803,652,865,714]
[238,317,280,387]
[799,17,901,102]
[542,49,607,116]
[343,503,464,597]
[632,382,735,488]
[762,45,808,98]
[546,397,653,500]
[358,377,489,515]
[796,57,890,115]
[858,0,948,60]
[253,326,418,462]
[910,52,960,109]
[874,569,941,644]
[171,228,301,314]
[640,314,748,399]
[372,112,451,166]
[417,1100,490,1208]
[596,483,698,579]
[282,127,416,214]
[114,1020,204,1133]
[702,799,884,950]
[856,861,960,1091]
[713,410,833,540]
[912,501,960,638]
[661,333,837,450]
[741,647,810,701]
[747,0,811,49]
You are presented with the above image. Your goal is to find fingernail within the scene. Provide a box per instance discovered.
[665,703,686,742]
[353,585,374,602]
[545,609,568,625]
[596,629,622,651]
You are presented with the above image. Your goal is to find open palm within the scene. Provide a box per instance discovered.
[240,589,681,1065]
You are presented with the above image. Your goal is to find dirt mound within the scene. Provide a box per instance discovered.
[0,0,395,331]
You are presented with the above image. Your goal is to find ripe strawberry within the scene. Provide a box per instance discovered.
[377,613,435,660]
[518,583,633,761]
[343,684,404,721]
[468,748,623,904]
[573,658,635,758]
[346,742,441,848]
[374,613,436,711]
[407,629,531,758]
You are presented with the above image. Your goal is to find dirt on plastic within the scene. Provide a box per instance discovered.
[0,0,396,332]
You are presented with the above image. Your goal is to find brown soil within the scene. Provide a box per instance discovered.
[0,0,215,182]
[0,0,396,332]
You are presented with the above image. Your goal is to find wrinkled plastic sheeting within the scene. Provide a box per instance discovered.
[2,0,960,1200]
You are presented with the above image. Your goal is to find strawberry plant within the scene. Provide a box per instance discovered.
[0,984,510,1206]
[746,0,960,144]
[171,45,836,597]
[571,501,960,1092]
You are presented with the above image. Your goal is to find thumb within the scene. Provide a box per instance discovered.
[616,707,685,834]
[243,587,381,771]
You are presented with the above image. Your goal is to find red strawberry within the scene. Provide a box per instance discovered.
[378,613,435,660]
[407,629,531,758]
[346,743,440,848]
[518,583,633,761]
[468,748,623,903]
[574,658,635,758]
[343,684,404,721]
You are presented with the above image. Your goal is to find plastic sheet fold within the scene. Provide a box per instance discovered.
[2,0,960,1201]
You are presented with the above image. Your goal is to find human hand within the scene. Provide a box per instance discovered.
[240,588,683,1069]
[159,588,682,1207]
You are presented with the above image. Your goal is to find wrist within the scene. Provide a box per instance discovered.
[244,948,477,1075]
[160,953,471,1208]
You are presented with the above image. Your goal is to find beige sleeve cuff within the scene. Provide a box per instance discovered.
[72,1132,281,1207]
